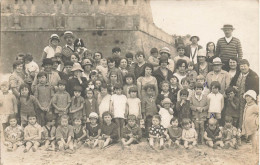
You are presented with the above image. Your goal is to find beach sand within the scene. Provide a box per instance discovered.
[1,140,259,165]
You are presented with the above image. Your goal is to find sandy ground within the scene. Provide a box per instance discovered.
[1,140,259,165]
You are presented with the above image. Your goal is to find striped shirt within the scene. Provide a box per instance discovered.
[216,37,243,63]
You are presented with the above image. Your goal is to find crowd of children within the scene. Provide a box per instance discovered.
[0,31,258,154]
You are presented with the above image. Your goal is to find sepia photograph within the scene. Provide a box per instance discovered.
[0,0,259,164]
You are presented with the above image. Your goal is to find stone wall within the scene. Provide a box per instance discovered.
[0,0,176,73]
[1,0,153,23]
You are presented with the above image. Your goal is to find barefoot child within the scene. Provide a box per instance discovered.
[241,90,259,154]
[166,117,182,148]
[56,115,74,153]
[149,115,166,150]
[221,116,239,149]
[141,84,158,137]
[85,112,101,148]
[73,118,87,149]
[32,71,54,126]
[24,114,42,152]
[52,80,71,117]
[69,86,85,123]
[190,83,208,144]
[98,111,118,149]
[204,118,224,149]
[181,118,197,149]
[19,83,38,127]
[4,114,24,152]
[0,81,18,132]
[176,89,191,123]
[225,87,240,128]
[126,87,142,121]
[121,115,142,147]
[42,114,56,151]
[207,81,224,123]
[110,84,127,138]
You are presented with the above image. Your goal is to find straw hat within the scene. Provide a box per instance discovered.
[212,57,223,65]
[159,47,171,56]
[221,24,235,30]
[197,50,207,57]
[64,31,75,39]
[50,34,60,42]
[89,112,99,119]
[190,36,200,41]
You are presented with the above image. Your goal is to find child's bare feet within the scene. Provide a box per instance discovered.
[213,144,218,149]
[59,145,64,151]
[159,145,164,150]
[32,146,36,152]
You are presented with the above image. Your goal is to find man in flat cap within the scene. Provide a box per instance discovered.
[216,24,243,71]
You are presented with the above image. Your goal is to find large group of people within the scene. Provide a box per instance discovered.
[0,24,259,154]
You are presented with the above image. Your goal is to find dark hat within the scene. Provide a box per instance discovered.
[190,36,200,41]
[42,58,53,67]
[150,48,158,54]
[221,24,235,30]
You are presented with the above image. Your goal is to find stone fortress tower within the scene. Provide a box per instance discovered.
[0,0,175,73]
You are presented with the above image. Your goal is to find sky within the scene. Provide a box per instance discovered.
[150,0,259,73]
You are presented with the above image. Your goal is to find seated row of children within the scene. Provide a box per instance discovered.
[3,109,241,152]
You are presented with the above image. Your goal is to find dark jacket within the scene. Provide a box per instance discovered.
[230,69,259,95]
[122,124,142,142]
[184,44,203,59]
[156,92,176,106]
[194,62,213,77]
[153,67,174,91]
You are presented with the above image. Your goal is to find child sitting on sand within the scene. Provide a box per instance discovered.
[56,115,74,153]
[181,118,197,149]
[221,116,239,149]
[165,117,182,148]
[148,115,166,150]
[121,115,142,148]
[24,113,42,153]
[98,111,118,149]
[73,118,87,149]
[4,114,24,152]
[204,118,224,149]
[42,114,56,151]
[85,112,101,148]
